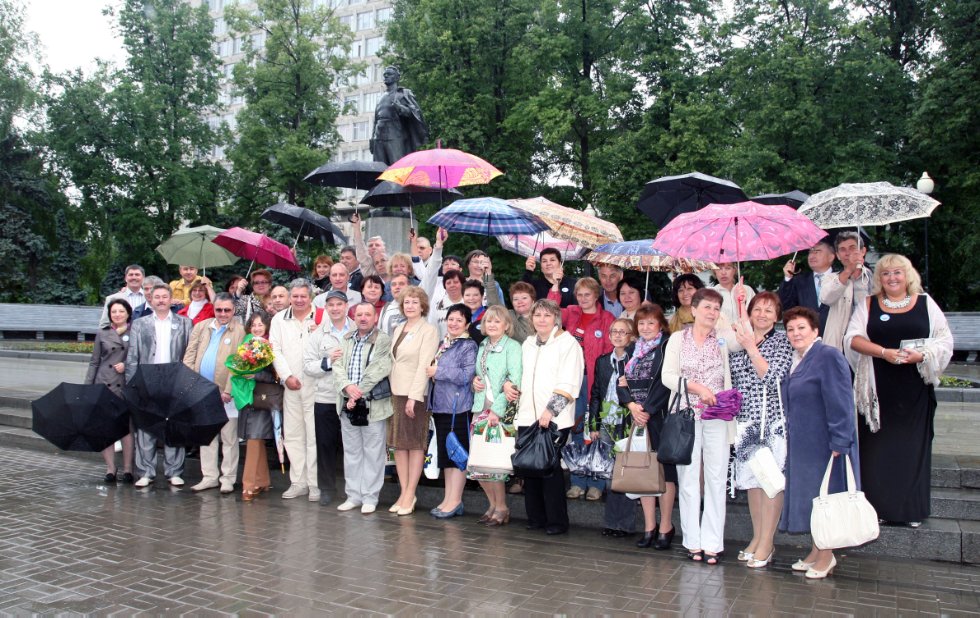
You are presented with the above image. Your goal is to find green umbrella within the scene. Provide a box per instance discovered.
[156,225,239,276]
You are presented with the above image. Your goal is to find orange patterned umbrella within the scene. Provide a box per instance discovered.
[508,197,623,249]
[378,145,503,189]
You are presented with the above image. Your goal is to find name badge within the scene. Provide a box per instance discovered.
[171,323,178,330]
[717,337,726,347]
[122,335,130,342]
[594,330,603,338]
[223,338,231,345]
[879,314,890,322]
[561,287,569,293]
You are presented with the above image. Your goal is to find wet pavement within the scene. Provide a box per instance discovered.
[1,446,979,616]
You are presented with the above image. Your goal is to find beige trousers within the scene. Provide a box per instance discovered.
[283,385,317,487]
[200,419,239,485]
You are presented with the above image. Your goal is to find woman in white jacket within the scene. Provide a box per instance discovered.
[516,299,584,535]
[662,288,734,564]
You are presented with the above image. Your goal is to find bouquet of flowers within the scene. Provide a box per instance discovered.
[225,336,274,376]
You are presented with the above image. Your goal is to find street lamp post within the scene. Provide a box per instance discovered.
[917,172,935,291]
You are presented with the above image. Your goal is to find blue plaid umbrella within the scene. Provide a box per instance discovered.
[428,197,549,237]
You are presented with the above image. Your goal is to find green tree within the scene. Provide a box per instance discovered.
[45,0,225,294]
[225,0,360,225]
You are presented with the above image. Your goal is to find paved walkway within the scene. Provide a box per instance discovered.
[0,446,978,616]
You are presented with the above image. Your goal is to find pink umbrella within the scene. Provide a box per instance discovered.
[495,231,589,261]
[651,201,827,276]
[378,143,503,190]
[211,227,301,275]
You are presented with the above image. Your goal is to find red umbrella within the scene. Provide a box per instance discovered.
[211,227,301,275]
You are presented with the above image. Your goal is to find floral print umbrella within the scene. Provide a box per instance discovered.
[508,196,623,249]
[586,239,716,273]
[798,181,941,228]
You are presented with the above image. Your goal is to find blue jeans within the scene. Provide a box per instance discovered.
[570,376,604,492]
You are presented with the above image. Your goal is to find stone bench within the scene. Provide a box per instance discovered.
[0,303,102,342]
[948,312,980,362]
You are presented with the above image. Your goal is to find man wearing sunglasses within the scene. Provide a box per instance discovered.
[183,294,247,493]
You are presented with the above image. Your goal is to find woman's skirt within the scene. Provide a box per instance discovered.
[433,411,471,470]
[387,394,431,450]
[237,405,274,440]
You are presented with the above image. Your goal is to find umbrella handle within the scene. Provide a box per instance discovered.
[245,259,255,279]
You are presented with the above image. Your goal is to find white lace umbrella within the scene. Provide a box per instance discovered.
[798,181,940,229]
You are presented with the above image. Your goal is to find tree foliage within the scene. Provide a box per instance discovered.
[225,0,360,225]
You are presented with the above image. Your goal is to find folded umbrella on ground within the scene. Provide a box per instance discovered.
[32,383,131,452]
[124,362,227,447]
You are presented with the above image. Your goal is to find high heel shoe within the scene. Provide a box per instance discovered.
[746,549,774,569]
[636,531,655,548]
[389,503,401,513]
[653,527,675,550]
[477,508,495,524]
[791,559,814,572]
[431,503,464,519]
[397,497,417,516]
[805,556,837,579]
[485,509,510,527]
[738,549,754,562]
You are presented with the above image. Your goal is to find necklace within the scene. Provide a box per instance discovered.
[882,294,912,309]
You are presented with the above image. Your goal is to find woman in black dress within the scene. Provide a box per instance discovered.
[845,254,953,526]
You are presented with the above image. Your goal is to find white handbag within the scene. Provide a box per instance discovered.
[810,454,880,549]
[748,386,785,498]
[466,422,516,475]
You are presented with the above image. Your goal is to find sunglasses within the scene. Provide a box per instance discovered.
[214,308,234,313]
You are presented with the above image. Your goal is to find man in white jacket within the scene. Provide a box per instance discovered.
[270,279,319,500]
[819,231,871,351]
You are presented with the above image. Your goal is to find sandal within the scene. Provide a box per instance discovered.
[242,488,261,502]
[687,550,704,562]
[704,552,722,565]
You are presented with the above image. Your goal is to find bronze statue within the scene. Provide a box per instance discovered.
[370,66,428,165]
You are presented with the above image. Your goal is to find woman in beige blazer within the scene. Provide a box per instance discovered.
[388,286,440,515]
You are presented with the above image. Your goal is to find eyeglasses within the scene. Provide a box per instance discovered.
[214,308,234,313]
[609,329,631,336]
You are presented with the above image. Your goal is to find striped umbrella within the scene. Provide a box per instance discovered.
[428,197,548,237]
[508,197,623,249]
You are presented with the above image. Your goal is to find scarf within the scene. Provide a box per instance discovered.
[600,350,629,433]
[625,332,663,376]
[187,299,207,319]
[435,331,470,362]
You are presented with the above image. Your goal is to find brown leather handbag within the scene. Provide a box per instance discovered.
[252,382,283,411]
[610,427,665,494]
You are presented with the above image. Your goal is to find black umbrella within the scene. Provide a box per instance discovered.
[124,362,227,447]
[360,181,462,208]
[752,190,810,209]
[260,202,347,248]
[636,172,749,228]
[303,160,388,190]
[32,383,131,452]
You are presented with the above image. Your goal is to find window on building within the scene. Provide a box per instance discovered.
[356,70,371,86]
[224,64,235,80]
[338,14,353,31]
[351,121,369,141]
[363,90,381,112]
[337,123,352,142]
[349,40,363,58]
[208,0,223,12]
[348,0,366,6]
[214,18,226,36]
[366,35,383,57]
[357,11,374,30]
[233,37,244,54]
[343,95,360,115]
[377,7,393,23]
[251,32,265,49]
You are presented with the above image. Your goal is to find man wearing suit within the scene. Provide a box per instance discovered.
[184,294,246,494]
[127,284,194,488]
[778,238,836,333]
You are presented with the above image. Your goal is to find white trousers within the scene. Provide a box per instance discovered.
[341,415,387,506]
[199,419,239,485]
[283,385,317,488]
[675,418,729,554]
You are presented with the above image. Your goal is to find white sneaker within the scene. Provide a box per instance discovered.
[281,484,308,499]
[191,480,219,492]
[308,488,321,502]
[219,482,235,494]
[134,476,152,488]
[361,504,376,515]
[169,476,185,487]
[337,500,361,511]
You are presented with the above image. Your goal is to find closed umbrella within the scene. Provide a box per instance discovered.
[124,362,227,447]
[508,196,623,249]
[156,226,239,276]
[32,383,130,452]
[798,181,941,228]
[636,172,749,228]
[259,202,346,248]
[212,227,301,276]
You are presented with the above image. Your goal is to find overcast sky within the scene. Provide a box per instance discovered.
[24,1,126,74]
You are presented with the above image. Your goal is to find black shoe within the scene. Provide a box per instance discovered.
[120,472,135,484]
[654,527,675,550]
[610,530,629,538]
[318,493,333,506]
[526,522,545,531]
[545,525,568,535]
[636,531,655,548]
[601,528,616,536]
[103,472,117,483]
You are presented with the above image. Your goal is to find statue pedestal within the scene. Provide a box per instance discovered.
[367,208,416,256]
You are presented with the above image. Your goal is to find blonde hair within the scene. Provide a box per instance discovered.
[398,285,430,317]
[574,276,602,298]
[481,305,514,336]
[610,317,636,341]
[388,252,413,278]
[871,254,923,296]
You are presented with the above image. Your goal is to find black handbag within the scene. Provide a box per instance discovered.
[252,382,283,412]
[362,342,391,401]
[511,422,560,478]
[657,378,696,466]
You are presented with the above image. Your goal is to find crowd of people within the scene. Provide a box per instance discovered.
[85,223,954,578]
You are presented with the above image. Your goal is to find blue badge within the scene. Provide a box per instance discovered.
[879,314,890,322]
[717,338,726,347]
[561,287,569,293]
